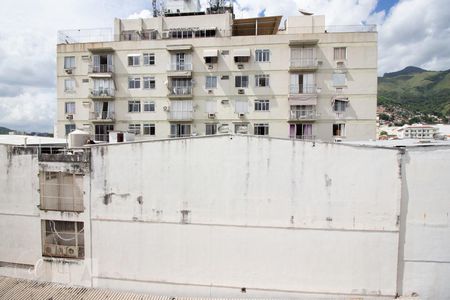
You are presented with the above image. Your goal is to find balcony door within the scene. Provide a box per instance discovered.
[94,101,114,119]
[93,54,113,72]
[172,52,191,70]
[291,47,315,67]
[289,124,312,139]
[290,73,314,94]
[95,124,114,142]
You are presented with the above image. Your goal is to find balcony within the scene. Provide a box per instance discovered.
[89,88,115,100]
[168,111,193,121]
[90,111,115,122]
[168,86,193,99]
[167,63,192,77]
[288,84,318,105]
[88,64,114,77]
[289,109,317,121]
[289,58,319,71]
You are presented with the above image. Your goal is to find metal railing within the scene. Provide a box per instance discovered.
[88,64,114,73]
[57,28,113,44]
[290,110,317,120]
[289,58,318,69]
[289,84,317,94]
[169,111,193,120]
[90,111,115,121]
[168,86,193,96]
[167,63,193,71]
[89,88,115,97]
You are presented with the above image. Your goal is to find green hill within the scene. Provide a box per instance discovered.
[378,66,450,125]
[0,127,13,135]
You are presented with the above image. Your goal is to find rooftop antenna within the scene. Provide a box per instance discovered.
[298,9,314,16]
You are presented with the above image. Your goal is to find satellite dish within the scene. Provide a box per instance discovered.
[298,9,314,16]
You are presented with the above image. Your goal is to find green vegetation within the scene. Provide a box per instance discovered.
[378,66,450,124]
[0,127,13,135]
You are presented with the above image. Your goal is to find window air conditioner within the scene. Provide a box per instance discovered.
[238,89,245,94]
[238,113,246,118]
[163,106,170,111]
[66,114,74,120]
[237,64,244,69]
[208,89,213,94]
[208,64,213,69]
[208,113,216,119]
[221,99,229,104]
[65,69,73,74]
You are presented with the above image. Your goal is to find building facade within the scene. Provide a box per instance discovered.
[56,9,377,142]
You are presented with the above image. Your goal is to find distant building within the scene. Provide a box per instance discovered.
[56,2,377,142]
[397,124,438,139]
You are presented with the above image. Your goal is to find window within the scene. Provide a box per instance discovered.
[255,100,269,111]
[128,77,141,89]
[235,123,249,134]
[255,74,270,87]
[39,171,83,212]
[143,124,155,135]
[333,99,347,112]
[143,101,155,112]
[170,124,191,137]
[205,123,217,135]
[64,79,75,92]
[143,77,156,89]
[234,56,249,63]
[65,124,76,136]
[42,220,84,259]
[334,47,347,60]
[205,100,217,114]
[235,100,249,114]
[143,53,155,65]
[64,56,75,69]
[205,76,218,89]
[129,124,141,135]
[255,49,270,62]
[128,55,140,66]
[332,73,347,87]
[254,123,269,135]
[142,30,157,40]
[128,100,141,113]
[205,56,218,64]
[235,76,249,88]
[65,102,75,114]
[333,123,345,136]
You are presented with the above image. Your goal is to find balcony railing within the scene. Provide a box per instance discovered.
[289,84,317,94]
[90,111,115,121]
[168,86,193,96]
[88,64,114,73]
[169,111,193,121]
[290,110,317,120]
[167,63,193,71]
[289,58,318,69]
[290,135,316,141]
[89,88,115,98]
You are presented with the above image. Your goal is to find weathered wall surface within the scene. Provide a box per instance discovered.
[89,136,401,298]
[401,148,450,300]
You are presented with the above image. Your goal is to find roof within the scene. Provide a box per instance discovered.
[342,139,450,148]
[232,16,282,36]
[0,135,66,146]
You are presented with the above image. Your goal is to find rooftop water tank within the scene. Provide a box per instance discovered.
[68,130,90,148]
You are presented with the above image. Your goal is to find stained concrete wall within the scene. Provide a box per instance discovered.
[89,136,401,298]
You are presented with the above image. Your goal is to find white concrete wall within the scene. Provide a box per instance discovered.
[401,147,450,299]
[88,136,401,298]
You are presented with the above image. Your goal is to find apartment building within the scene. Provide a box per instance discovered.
[397,124,438,139]
[56,2,377,142]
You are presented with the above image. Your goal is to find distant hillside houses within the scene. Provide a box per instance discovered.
[378,124,450,140]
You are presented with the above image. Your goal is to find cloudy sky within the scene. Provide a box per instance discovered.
[0,0,449,132]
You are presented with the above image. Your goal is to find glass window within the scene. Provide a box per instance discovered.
[128,77,141,89]
[65,102,76,114]
[143,124,155,135]
[143,101,155,112]
[332,73,346,86]
[170,124,191,137]
[128,124,141,135]
[255,49,270,62]
[235,76,249,88]
[254,123,269,135]
[333,100,347,112]
[65,124,76,136]
[64,56,75,69]
[334,47,347,60]
[128,100,141,113]
[254,100,269,111]
[42,220,84,259]
[333,123,346,136]
[64,79,75,92]
[255,74,270,87]
[205,76,218,89]
[143,77,155,89]
[128,55,140,66]
[143,53,155,65]
[205,123,217,135]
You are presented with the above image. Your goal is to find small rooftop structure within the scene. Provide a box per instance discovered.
[232,16,282,36]
[0,135,66,146]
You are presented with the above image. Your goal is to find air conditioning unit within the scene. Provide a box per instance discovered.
[238,89,245,94]
[66,114,74,120]
[237,64,244,69]
[65,246,79,258]
[238,113,246,118]
[208,113,216,119]
[65,69,73,74]
[163,106,170,111]
[221,99,229,104]
[208,64,213,69]
[334,138,343,143]
[237,126,248,134]
[208,89,213,94]
[44,245,57,256]
[56,245,67,256]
